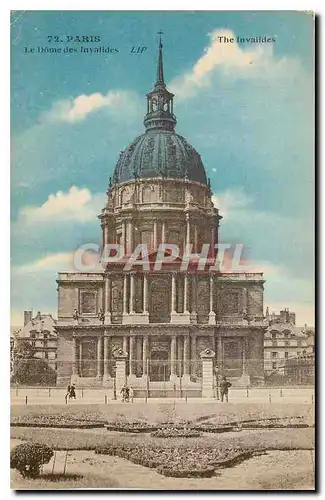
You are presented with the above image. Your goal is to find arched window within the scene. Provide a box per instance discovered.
[120,188,129,205]
[142,186,154,203]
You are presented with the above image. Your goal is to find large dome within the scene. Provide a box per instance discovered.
[110,38,208,188]
[112,130,207,185]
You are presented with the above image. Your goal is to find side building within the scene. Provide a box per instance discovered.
[264,308,314,375]
[14,310,58,370]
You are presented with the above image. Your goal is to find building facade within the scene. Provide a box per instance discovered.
[14,310,57,370]
[56,41,267,391]
[264,308,314,375]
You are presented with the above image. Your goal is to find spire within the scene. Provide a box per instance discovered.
[156,31,165,87]
[144,33,177,132]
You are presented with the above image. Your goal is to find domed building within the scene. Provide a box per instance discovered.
[56,40,266,392]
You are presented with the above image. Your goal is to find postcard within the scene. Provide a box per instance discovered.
[10,10,315,491]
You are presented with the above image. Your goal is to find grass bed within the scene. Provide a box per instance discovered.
[11,422,104,429]
[151,428,202,438]
[157,466,216,478]
[94,442,269,477]
[11,426,315,452]
[11,402,314,427]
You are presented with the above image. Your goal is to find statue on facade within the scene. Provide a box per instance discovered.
[72,308,79,321]
[98,309,105,323]
[242,308,250,322]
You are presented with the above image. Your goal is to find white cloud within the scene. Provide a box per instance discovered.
[212,187,253,217]
[19,186,106,223]
[170,29,300,99]
[14,252,75,274]
[45,90,139,123]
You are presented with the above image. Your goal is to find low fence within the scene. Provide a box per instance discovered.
[10,385,315,405]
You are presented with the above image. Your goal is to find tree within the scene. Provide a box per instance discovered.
[11,357,57,386]
[13,338,36,360]
[11,443,53,478]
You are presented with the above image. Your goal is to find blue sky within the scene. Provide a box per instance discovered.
[11,11,314,326]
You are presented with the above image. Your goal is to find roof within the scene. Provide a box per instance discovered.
[266,322,307,337]
[112,131,207,186]
[16,313,57,339]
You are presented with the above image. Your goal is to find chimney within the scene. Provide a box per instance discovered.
[279,309,286,323]
[24,310,33,326]
[285,308,290,323]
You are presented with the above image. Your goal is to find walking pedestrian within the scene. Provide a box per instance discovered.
[65,384,71,402]
[70,384,76,400]
[220,376,232,403]
[120,384,127,403]
[125,385,130,403]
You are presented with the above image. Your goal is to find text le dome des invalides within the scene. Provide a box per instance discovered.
[56,39,266,393]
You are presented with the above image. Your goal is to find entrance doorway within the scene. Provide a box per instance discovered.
[80,340,97,377]
[149,351,170,381]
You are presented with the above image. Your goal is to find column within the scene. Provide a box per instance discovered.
[129,336,135,376]
[97,336,103,377]
[104,275,111,324]
[143,274,149,313]
[143,336,148,376]
[135,337,141,377]
[161,221,166,245]
[186,215,190,246]
[103,336,110,380]
[122,221,127,254]
[183,335,190,379]
[242,337,248,375]
[123,336,128,353]
[210,225,215,258]
[153,220,157,249]
[129,220,133,254]
[191,275,197,323]
[72,337,77,376]
[208,274,216,324]
[104,225,109,247]
[170,335,177,380]
[184,274,189,313]
[191,335,197,378]
[123,274,128,315]
[242,288,248,319]
[130,274,135,314]
[79,340,83,377]
[177,337,183,377]
[194,224,198,252]
[171,273,176,313]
